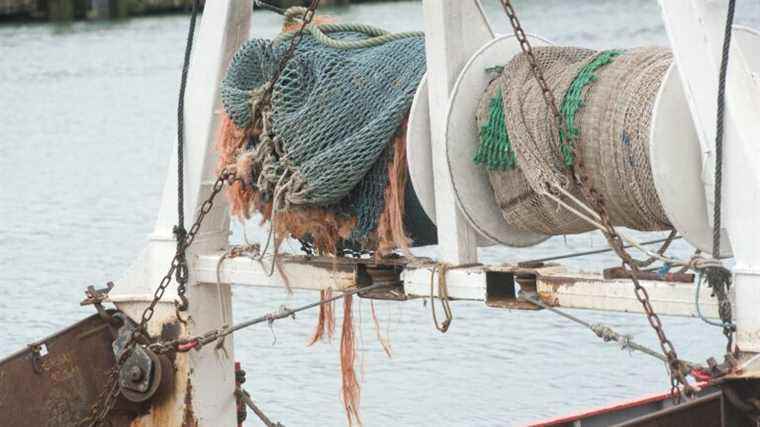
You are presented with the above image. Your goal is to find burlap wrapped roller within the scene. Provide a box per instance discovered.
[475,47,673,236]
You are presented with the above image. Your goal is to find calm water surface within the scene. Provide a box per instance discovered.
[2,1,759,425]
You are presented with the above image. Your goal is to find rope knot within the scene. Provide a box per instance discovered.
[591,324,617,342]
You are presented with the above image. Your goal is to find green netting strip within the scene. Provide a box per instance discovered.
[559,50,623,168]
[474,90,518,171]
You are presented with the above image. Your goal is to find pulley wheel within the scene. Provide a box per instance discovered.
[119,348,173,403]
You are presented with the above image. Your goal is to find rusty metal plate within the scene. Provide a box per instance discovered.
[0,312,137,426]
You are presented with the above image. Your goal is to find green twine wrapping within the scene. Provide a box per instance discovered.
[474,90,518,171]
[559,50,623,168]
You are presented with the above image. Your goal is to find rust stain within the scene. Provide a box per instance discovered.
[41,352,79,383]
[130,319,192,427]
[182,378,197,427]
[538,275,580,287]
[537,291,560,307]
[485,297,540,310]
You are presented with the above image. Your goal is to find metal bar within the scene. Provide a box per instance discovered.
[518,236,681,267]
[236,388,283,427]
[603,266,694,283]
[253,0,284,15]
[226,282,393,337]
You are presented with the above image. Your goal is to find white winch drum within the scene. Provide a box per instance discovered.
[406,74,437,224]
[444,34,550,247]
[649,26,760,256]
[406,75,496,247]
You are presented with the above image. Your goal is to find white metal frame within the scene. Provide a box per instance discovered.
[107,0,760,424]
[658,0,760,352]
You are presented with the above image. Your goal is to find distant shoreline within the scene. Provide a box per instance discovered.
[0,0,399,23]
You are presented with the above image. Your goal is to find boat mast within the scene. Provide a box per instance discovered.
[658,0,760,354]
[109,1,250,425]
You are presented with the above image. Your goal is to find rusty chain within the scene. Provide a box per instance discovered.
[147,282,393,356]
[136,171,232,336]
[261,0,321,108]
[498,0,694,400]
[78,366,121,427]
[78,172,232,427]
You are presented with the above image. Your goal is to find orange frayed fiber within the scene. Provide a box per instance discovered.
[341,294,361,426]
[215,111,412,255]
[375,119,412,256]
[370,300,392,358]
[307,288,335,345]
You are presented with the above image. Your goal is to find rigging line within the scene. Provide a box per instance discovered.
[173,0,200,312]
[225,283,391,337]
[236,388,285,427]
[518,292,700,369]
[176,0,199,231]
[518,236,682,266]
[155,282,394,353]
[707,0,737,355]
[695,270,736,328]
[430,263,453,333]
[546,186,718,270]
[713,0,736,260]
[254,0,286,16]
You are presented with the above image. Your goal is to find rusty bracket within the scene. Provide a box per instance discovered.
[603,266,694,283]
[110,312,172,403]
[81,281,118,325]
[354,264,406,300]
[27,343,47,374]
[235,362,247,426]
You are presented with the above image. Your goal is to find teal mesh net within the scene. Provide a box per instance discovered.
[221,31,425,239]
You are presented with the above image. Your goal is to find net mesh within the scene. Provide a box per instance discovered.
[220,30,425,241]
[480,46,672,235]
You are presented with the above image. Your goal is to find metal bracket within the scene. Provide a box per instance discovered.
[109,312,172,403]
[603,266,694,283]
[354,264,406,300]
[80,282,117,325]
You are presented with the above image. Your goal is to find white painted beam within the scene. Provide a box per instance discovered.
[194,253,356,291]
[401,265,718,319]
[203,256,719,319]
[535,272,718,319]
[422,0,495,264]
[112,2,252,426]
[659,0,760,350]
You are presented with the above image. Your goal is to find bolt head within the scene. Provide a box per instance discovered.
[128,366,144,382]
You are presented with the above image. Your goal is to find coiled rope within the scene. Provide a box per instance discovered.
[275,7,423,49]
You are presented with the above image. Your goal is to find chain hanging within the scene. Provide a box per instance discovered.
[498,0,694,400]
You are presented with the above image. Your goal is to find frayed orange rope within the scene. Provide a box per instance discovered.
[282,15,336,33]
[376,119,412,257]
[370,300,392,358]
[215,110,413,254]
[341,294,361,426]
[216,114,243,171]
[307,288,335,345]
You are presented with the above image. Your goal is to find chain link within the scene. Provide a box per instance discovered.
[498,0,693,400]
[79,172,232,426]
[137,171,232,335]
[78,366,121,427]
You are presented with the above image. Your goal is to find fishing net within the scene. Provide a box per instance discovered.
[476,46,673,235]
[218,22,427,252]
